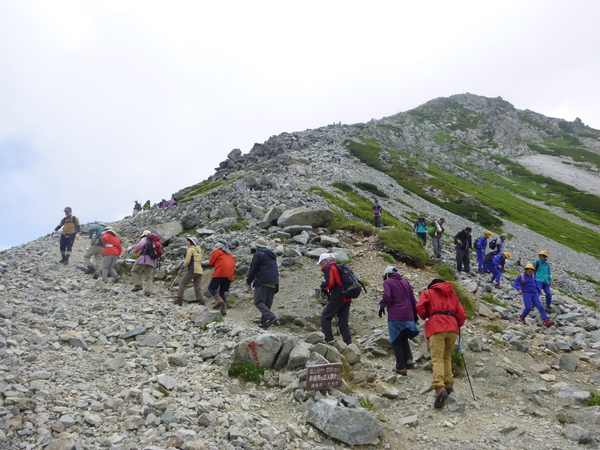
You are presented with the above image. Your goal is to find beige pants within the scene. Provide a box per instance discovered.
[131,263,155,293]
[429,331,457,389]
[83,245,103,272]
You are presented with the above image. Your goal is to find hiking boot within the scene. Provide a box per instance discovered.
[434,387,448,409]
[494,283,501,289]
[213,301,225,310]
[544,320,554,328]
[85,265,95,274]
[144,292,151,297]
[405,360,415,370]
[545,304,552,313]
[93,274,99,279]
[220,302,228,316]
[259,316,278,329]
[113,276,122,283]
[171,297,183,306]
[445,385,454,395]
[392,367,408,376]
[519,316,526,324]
[131,285,143,292]
[198,300,206,306]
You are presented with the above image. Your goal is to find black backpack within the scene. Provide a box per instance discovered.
[489,238,498,250]
[336,263,367,299]
[483,252,496,263]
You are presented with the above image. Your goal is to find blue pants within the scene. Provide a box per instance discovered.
[521,292,548,321]
[477,251,486,271]
[540,282,552,306]
[488,264,501,283]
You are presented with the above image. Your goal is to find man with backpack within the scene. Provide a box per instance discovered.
[128,230,160,297]
[372,200,382,228]
[475,231,492,272]
[84,222,106,277]
[491,233,507,254]
[453,227,473,274]
[487,252,511,288]
[208,239,235,315]
[246,238,279,329]
[428,218,445,258]
[132,201,142,217]
[53,206,81,264]
[318,253,353,345]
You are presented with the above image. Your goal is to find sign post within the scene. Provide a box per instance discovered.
[306,362,343,391]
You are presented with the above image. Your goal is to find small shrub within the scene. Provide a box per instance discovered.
[378,228,430,268]
[481,294,507,308]
[588,391,600,407]
[490,337,505,345]
[359,279,370,287]
[435,264,457,281]
[204,317,222,330]
[451,352,465,376]
[452,282,475,319]
[353,182,389,199]
[230,220,249,231]
[483,324,504,334]
[379,252,395,264]
[358,398,373,410]
[227,363,266,383]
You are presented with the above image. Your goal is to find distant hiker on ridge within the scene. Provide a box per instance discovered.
[142,200,151,211]
[83,222,106,277]
[133,200,142,217]
[208,239,235,315]
[413,215,428,246]
[453,226,473,274]
[246,238,279,329]
[172,236,205,306]
[52,206,81,265]
[372,199,382,228]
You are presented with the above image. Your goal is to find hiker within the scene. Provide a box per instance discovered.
[534,251,553,310]
[475,231,492,272]
[132,200,142,217]
[52,206,81,264]
[160,199,169,208]
[417,279,467,409]
[318,253,352,345]
[488,252,510,288]
[453,227,473,274]
[142,200,151,211]
[127,230,157,297]
[207,239,235,315]
[514,264,554,327]
[172,236,205,306]
[494,233,508,254]
[378,266,419,376]
[169,197,178,207]
[83,222,106,277]
[428,218,445,258]
[101,227,122,283]
[413,215,428,246]
[246,238,279,329]
[372,200,382,228]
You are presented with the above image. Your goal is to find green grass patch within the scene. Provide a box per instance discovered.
[353,182,389,199]
[358,398,373,410]
[435,264,457,281]
[565,270,600,287]
[481,294,507,308]
[230,220,249,232]
[451,352,465,377]
[557,288,598,311]
[483,324,504,334]
[588,391,600,407]
[204,317,223,330]
[378,252,395,264]
[378,228,430,268]
[489,337,505,346]
[178,179,223,202]
[452,282,475,319]
[227,363,266,383]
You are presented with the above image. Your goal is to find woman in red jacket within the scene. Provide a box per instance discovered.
[417,279,467,409]
[101,227,123,283]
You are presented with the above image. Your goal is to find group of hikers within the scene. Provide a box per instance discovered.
[53,205,555,408]
[132,198,178,217]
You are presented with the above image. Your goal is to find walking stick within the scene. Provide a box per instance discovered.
[169,270,182,290]
[457,330,476,401]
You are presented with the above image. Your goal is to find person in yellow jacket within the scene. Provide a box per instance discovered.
[172,237,205,306]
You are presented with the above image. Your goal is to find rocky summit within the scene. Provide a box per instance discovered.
[1,93,600,449]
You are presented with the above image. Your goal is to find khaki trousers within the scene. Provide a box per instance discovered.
[131,263,155,293]
[84,245,103,272]
[429,331,457,389]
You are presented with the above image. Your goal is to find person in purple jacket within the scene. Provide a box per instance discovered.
[378,266,419,376]
[514,264,554,328]
[127,230,158,297]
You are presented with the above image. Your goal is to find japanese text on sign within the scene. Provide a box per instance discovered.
[306,363,343,391]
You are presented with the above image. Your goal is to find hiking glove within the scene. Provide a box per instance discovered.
[378,307,386,318]
[127,246,133,252]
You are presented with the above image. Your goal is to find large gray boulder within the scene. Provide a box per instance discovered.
[231,334,288,369]
[154,222,183,241]
[305,401,382,446]
[277,206,335,228]
[258,206,285,229]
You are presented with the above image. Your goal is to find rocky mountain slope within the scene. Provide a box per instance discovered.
[1,93,600,449]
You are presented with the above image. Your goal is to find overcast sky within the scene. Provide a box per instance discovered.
[1,0,599,250]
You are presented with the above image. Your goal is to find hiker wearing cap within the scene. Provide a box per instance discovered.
[427,218,445,258]
[101,227,122,283]
[318,253,353,345]
[417,279,467,409]
[83,222,106,277]
[127,230,157,297]
[372,200,382,228]
[488,252,510,288]
[533,251,553,310]
[53,207,81,264]
[246,238,279,329]
[142,200,151,211]
[453,227,473,274]
[413,215,428,246]
[172,237,205,306]
[514,264,554,327]
[133,201,142,217]
[475,231,492,273]
[208,239,236,315]
[378,267,419,376]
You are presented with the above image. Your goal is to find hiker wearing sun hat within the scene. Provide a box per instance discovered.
[533,251,553,311]
[208,239,236,315]
[172,236,205,306]
[101,227,122,283]
[246,237,279,329]
[127,230,157,297]
[514,263,554,327]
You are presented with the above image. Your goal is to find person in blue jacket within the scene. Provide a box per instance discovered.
[475,231,492,273]
[413,215,428,246]
[487,252,510,288]
[533,250,552,311]
[514,264,554,327]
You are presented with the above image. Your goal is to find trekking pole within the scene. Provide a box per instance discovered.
[169,270,182,290]
[457,330,476,401]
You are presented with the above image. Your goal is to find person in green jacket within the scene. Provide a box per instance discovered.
[533,250,552,311]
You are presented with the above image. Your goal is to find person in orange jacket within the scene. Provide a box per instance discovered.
[101,227,122,283]
[417,279,466,409]
[207,239,235,315]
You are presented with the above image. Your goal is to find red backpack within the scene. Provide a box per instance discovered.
[142,234,164,260]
